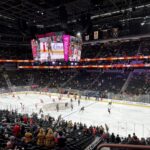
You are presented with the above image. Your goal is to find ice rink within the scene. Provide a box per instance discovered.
[0,93,150,138]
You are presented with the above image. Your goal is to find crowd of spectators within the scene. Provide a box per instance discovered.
[82,41,141,59]
[0,109,150,150]
[125,71,150,95]
[0,68,149,96]
[0,109,107,150]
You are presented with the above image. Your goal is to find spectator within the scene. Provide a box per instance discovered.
[45,128,55,148]
[115,134,121,143]
[37,128,45,146]
[57,131,66,148]
[25,129,32,144]
[110,133,116,143]
[13,123,20,137]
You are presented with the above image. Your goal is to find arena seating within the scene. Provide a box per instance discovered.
[0,69,149,96]
[0,110,98,150]
[126,72,150,95]
[0,109,150,150]
[82,41,141,59]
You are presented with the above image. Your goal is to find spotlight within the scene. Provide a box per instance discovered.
[77,32,81,37]
[71,62,74,65]
[141,22,145,26]
[52,61,55,65]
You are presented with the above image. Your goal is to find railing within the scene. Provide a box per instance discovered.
[97,143,150,150]
[108,92,150,104]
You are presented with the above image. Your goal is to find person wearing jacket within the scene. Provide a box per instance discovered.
[37,128,45,146]
[45,128,55,148]
[23,115,28,124]
[13,124,20,137]
[25,129,32,143]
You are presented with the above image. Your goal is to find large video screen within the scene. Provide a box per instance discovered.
[31,32,82,62]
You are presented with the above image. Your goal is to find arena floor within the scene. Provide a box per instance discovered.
[0,93,150,138]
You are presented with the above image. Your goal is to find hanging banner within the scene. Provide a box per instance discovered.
[85,35,89,41]
[112,28,119,38]
[94,31,99,40]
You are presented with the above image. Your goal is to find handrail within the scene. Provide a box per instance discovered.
[97,143,150,149]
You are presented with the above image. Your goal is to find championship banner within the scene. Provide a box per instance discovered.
[85,35,89,41]
[50,43,64,60]
[63,35,70,62]
[94,31,98,40]
[112,28,119,38]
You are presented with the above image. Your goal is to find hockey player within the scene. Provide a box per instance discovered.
[40,99,44,103]
[78,99,80,106]
[67,92,70,98]
[74,94,77,101]
[39,108,43,114]
[80,106,84,112]
[35,103,38,109]
[65,102,68,108]
[71,104,73,111]
[108,100,112,106]
[56,104,59,112]
[20,102,22,107]
[58,95,61,101]
[108,100,112,114]
[22,105,25,111]
[108,107,111,114]
[70,99,73,103]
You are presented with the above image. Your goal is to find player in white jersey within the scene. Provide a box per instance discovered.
[108,100,112,114]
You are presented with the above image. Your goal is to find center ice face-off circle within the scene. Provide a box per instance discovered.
[43,102,71,111]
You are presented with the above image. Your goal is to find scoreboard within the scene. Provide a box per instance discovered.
[31,32,82,62]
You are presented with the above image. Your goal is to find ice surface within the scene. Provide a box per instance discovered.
[0,93,150,138]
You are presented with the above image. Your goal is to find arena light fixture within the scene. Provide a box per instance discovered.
[52,61,55,65]
[77,32,81,37]
[141,22,145,26]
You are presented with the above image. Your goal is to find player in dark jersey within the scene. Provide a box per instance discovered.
[80,106,84,112]
[56,103,59,112]
[78,99,80,106]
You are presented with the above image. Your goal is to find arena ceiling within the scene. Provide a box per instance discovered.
[0,0,150,46]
